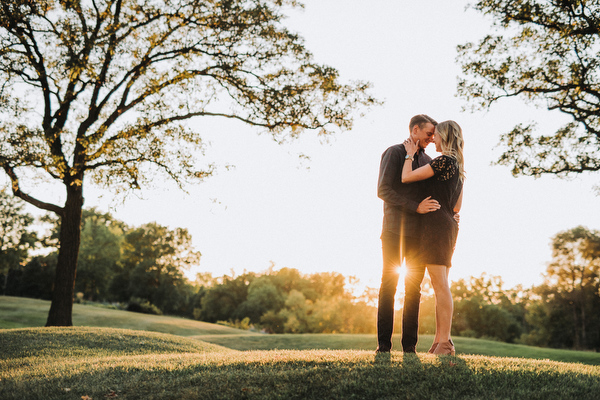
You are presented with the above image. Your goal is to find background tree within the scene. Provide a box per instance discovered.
[457,0,600,184]
[4,254,56,300]
[75,208,125,301]
[236,276,284,323]
[37,208,125,302]
[543,226,600,349]
[451,274,526,343]
[518,291,553,347]
[21,207,200,312]
[198,273,255,323]
[0,0,377,326]
[114,222,200,314]
[0,189,37,293]
[193,267,376,334]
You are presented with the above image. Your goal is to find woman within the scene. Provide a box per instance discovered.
[401,120,465,356]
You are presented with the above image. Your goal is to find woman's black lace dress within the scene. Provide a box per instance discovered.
[419,155,463,267]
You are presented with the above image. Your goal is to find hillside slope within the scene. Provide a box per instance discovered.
[0,296,255,336]
[1,327,599,400]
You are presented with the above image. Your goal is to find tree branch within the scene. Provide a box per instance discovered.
[1,162,64,216]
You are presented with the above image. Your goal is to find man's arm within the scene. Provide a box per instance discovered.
[377,146,420,213]
[378,145,440,214]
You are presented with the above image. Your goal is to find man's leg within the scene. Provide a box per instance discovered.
[401,236,425,352]
[376,232,401,352]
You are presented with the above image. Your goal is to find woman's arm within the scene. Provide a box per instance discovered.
[401,139,434,183]
[402,162,435,183]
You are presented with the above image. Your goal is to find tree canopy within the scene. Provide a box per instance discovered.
[0,0,376,199]
[0,0,377,325]
[457,0,600,183]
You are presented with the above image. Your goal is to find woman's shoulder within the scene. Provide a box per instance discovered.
[432,154,455,162]
[431,154,456,166]
[430,155,458,177]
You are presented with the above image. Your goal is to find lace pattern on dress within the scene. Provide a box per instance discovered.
[430,155,457,181]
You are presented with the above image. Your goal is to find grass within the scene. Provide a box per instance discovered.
[194,333,600,366]
[1,327,599,400]
[0,295,256,336]
[3,296,600,365]
[2,296,600,399]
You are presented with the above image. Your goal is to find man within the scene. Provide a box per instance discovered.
[376,114,440,353]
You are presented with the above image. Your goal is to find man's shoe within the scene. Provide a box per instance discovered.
[376,346,391,353]
[402,346,416,353]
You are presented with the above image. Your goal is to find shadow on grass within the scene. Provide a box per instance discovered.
[4,352,599,400]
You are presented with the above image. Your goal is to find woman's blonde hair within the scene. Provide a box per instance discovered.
[436,120,465,182]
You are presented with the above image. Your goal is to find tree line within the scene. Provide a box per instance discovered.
[1,190,600,349]
[0,190,377,333]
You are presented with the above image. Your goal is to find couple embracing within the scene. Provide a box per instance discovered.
[376,114,465,355]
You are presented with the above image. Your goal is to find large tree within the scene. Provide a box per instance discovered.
[457,0,600,182]
[0,0,376,325]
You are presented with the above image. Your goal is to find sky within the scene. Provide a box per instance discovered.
[11,1,600,294]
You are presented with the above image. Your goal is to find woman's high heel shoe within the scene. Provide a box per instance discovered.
[432,341,455,356]
[428,342,438,354]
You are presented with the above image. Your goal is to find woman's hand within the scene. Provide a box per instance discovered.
[403,138,418,157]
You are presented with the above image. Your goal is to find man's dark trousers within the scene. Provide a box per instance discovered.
[377,231,425,352]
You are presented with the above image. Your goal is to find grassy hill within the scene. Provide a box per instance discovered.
[2,296,599,365]
[2,296,600,399]
[0,295,254,336]
[2,326,599,400]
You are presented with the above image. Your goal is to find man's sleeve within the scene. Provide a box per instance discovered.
[377,146,419,213]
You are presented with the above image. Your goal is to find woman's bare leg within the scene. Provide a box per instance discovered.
[428,293,441,353]
[427,264,453,343]
[433,293,440,343]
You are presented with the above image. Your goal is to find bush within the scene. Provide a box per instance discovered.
[126,298,163,315]
[216,318,252,331]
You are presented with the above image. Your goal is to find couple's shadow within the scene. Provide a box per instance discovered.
[372,351,425,367]
[374,351,467,369]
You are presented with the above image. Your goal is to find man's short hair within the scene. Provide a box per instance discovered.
[409,114,438,131]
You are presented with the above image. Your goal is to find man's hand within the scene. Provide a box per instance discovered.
[416,196,440,214]
[453,213,460,224]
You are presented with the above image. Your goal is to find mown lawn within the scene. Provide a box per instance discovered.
[195,333,600,365]
[2,296,600,366]
[1,327,599,400]
[0,296,254,336]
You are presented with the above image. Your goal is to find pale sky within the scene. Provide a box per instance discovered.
[13,1,600,294]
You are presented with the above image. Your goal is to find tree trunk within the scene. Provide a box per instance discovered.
[581,304,587,348]
[572,300,580,349]
[580,282,587,348]
[45,185,84,327]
